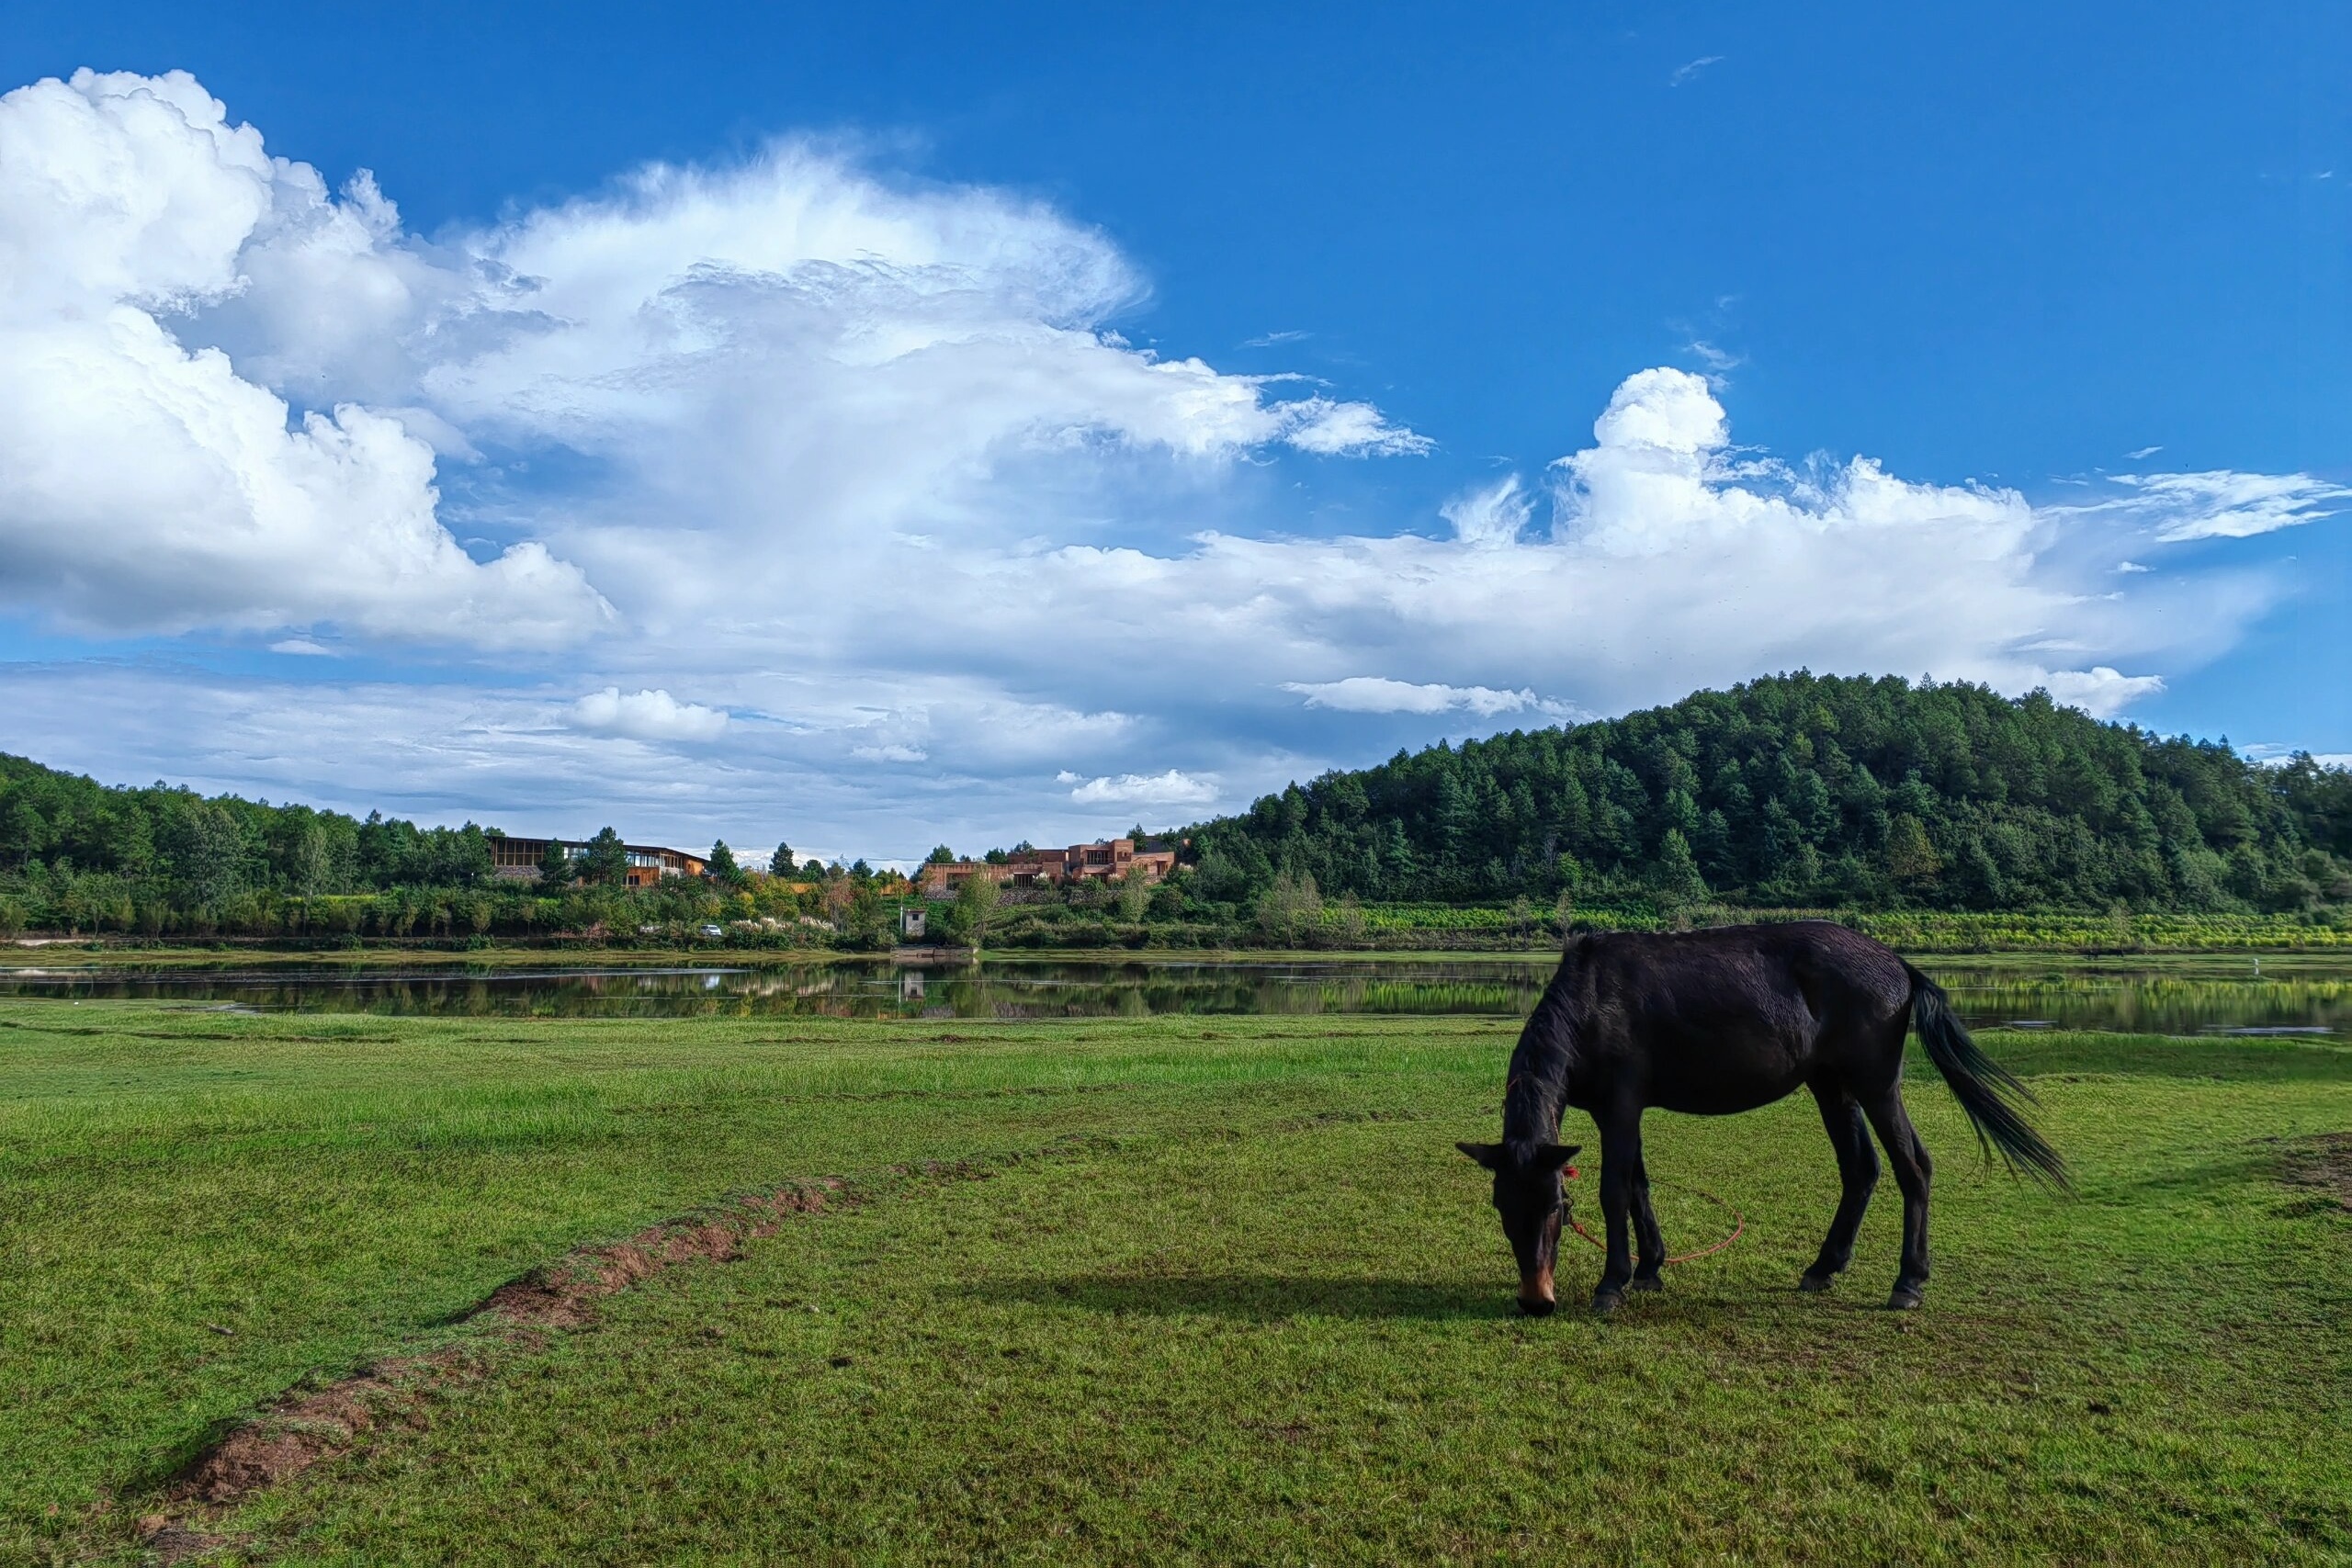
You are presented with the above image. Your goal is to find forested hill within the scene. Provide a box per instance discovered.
[1185,673,2352,914]
[0,753,500,907]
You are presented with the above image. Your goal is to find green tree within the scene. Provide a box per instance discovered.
[537,838,574,886]
[1331,891,1366,945]
[281,817,333,897]
[1650,829,1709,909]
[951,870,1001,953]
[582,828,628,888]
[423,824,493,886]
[926,844,958,864]
[708,840,742,886]
[1255,868,1322,946]
[166,799,247,909]
[846,884,896,950]
[770,840,794,878]
[1885,814,1942,886]
[2,799,50,868]
[1116,868,1152,922]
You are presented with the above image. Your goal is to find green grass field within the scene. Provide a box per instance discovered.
[5,1001,2349,1563]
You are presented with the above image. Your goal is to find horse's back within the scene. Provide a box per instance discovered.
[1561,921,1912,1112]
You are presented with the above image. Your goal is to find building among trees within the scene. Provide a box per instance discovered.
[919,838,1177,896]
[486,834,707,887]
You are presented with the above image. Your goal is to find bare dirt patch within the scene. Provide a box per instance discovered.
[2279,1132,2352,1213]
[176,1350,466,1507]
[471,1186,835,1332]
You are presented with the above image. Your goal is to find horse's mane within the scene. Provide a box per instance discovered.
[1502,941,1584,1151]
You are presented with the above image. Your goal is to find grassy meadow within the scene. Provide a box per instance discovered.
[4,1000,2349,1563]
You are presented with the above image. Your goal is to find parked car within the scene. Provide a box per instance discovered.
[698,923,724,938]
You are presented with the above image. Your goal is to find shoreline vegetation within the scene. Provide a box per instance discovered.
[2,898,2349,964]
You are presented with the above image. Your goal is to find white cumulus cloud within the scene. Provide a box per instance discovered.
[1061,770,1220,807]
[0,69,1424,652]
[0,70,611,647]
[570,687,729,742]
[2037,667,2166,718]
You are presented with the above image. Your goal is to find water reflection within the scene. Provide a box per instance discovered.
[0,957,2342,1034]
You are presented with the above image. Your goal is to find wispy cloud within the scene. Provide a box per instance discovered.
[2075,470,2352,541]
[1282,677,1566,719]
[2245,743,2352,769]
[2126,445,2164,460]
[1440,476,1533,548]
[1243,330,1311,347]
[1670,55,1724,86]
[1685,338,1743,374]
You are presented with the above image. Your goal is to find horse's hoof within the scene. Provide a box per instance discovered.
[1886,1288,1924,1312]
[1798,1271,1836,1294]
[1590,1290,1624,1315]
[1629,1274,1663,1293]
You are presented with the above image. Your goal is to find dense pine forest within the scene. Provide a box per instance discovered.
[1186,673,2351,915]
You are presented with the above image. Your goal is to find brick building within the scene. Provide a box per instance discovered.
[918,838,1178,896]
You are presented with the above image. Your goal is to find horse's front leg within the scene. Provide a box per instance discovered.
[1629,1131,1666,1292]
[1592,1110,1641,1314]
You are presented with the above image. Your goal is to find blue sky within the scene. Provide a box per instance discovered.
[0,4,2344,863]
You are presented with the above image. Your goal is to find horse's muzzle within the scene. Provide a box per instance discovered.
[1518,1265,1556,1316]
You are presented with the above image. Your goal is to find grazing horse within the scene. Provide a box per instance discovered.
[1458,920,2066,1316]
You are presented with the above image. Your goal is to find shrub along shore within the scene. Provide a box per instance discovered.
[6,897,2347,958]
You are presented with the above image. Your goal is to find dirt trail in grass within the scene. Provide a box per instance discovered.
[130,1136,1109,1559]
[141,1179,842,1555]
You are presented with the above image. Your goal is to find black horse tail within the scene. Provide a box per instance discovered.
[1903,961,2071,1190]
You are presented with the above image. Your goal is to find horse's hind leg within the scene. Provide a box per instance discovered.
[1860,1086,1933,1310]
[1801,1082,1879,1292]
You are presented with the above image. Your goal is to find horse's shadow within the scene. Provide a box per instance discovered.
[961,1273,1507,1322]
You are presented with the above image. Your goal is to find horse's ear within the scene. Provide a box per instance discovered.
[1455,1141,1506,1170]
[1533,1144,1581,1172]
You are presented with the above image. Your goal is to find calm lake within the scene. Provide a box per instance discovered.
[0,955,2346,1036]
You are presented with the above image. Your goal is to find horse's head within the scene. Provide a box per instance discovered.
[1457,1140,1579,1314]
